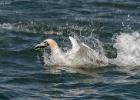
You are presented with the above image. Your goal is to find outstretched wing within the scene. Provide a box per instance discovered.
[69,36,80,53]
[68,36,108,66]
[76,43,107,66]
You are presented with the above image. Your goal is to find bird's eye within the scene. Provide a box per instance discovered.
[44,41,47,43]
[44,41,49,46]
[46,42,49,46]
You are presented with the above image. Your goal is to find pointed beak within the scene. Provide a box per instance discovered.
[34,42,47,50]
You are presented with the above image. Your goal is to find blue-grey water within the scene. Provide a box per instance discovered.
[0,0,140,100]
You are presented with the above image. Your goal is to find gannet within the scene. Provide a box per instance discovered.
[35,36,108,67]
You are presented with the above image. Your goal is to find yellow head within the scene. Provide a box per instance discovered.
[35,39,59,50]
[46,39,59,49]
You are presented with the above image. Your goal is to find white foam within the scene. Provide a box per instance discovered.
[0,23,13,30]
[112,32,140,66]
[0,22,37,33]
[0,1,11,5]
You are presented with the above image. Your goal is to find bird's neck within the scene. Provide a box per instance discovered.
[51,47,61,55]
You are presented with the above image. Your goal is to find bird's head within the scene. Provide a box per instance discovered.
[35,39,59,50]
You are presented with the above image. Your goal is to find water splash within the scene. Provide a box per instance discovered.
[43,49,53,66]
[111,32,140,66]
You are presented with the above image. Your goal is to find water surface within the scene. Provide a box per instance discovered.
[0,0,140,100]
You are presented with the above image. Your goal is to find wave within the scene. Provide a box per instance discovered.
[111,31,140,66]
[0,22,50,34]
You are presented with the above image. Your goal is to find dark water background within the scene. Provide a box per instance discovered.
[0,0,140,100]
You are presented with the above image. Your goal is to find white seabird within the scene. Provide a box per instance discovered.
[35,36,108,67]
